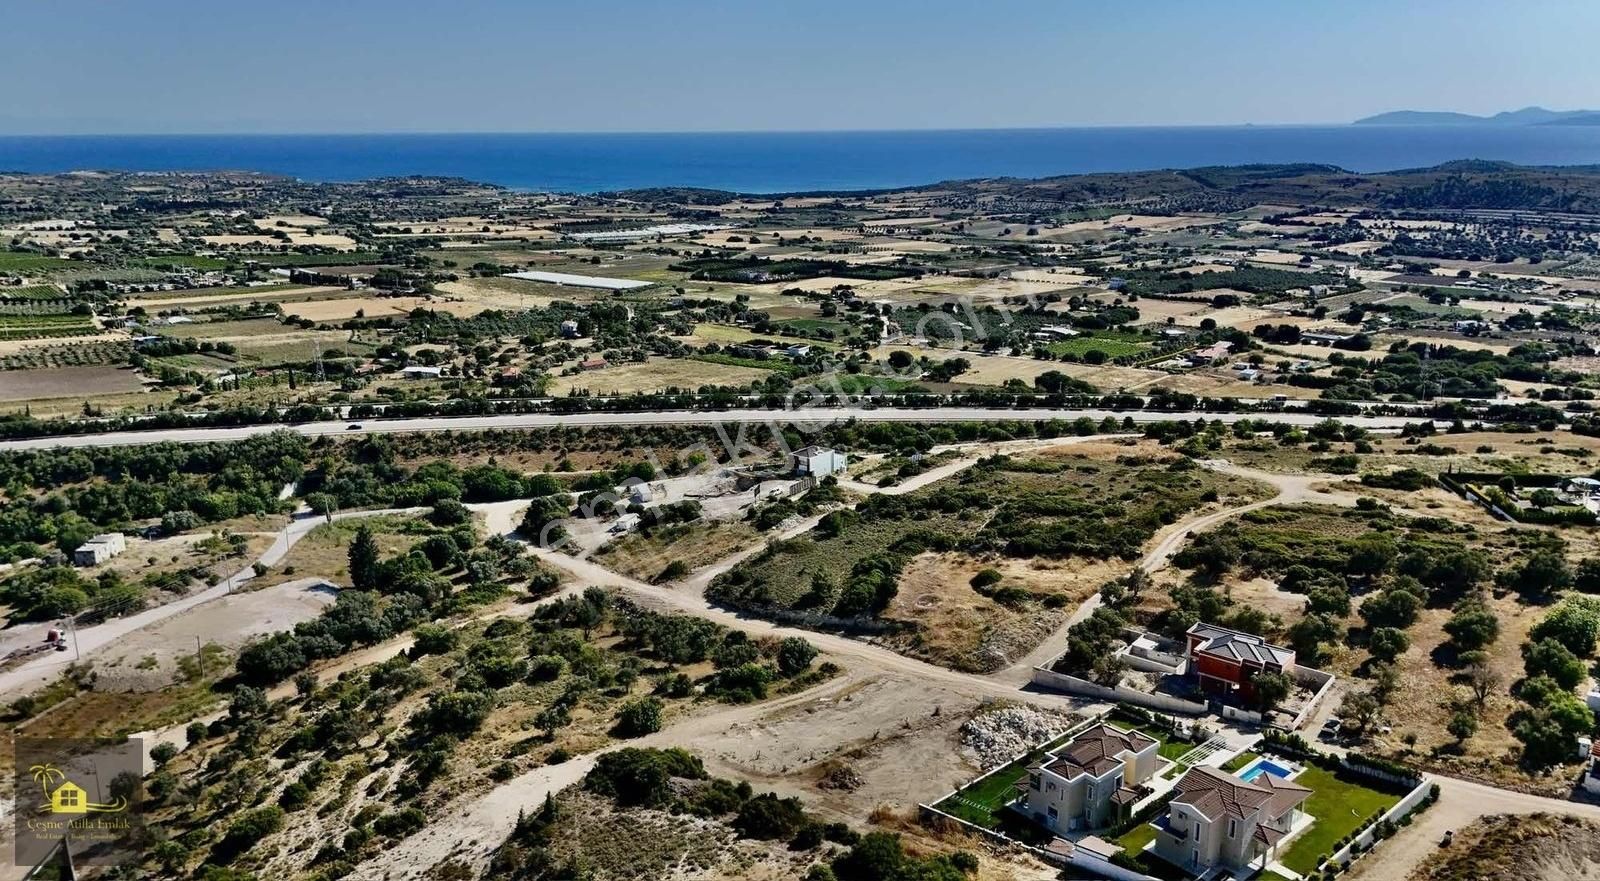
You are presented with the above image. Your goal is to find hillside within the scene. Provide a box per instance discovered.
[1354,106,1600,125]
[894,160,1600,213]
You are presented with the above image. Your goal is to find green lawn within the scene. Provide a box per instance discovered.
[1116,820,1158,856]
[934,728,1081,830]
[1277,765,1401,875]
[1221,750,1260,772]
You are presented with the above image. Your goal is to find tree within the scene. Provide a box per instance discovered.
[535,702,571,738]
[733,793,809,840]
[1459,650,1501,706]
[1360,587,1421,629]
[1338,689,1382,734]
[1367,627,1410,663]
[411,623,458,657]
[1305,584,1351,618]
[305,492,337,517]
[348,526,380,591]
[1522,638,1586,690]
[615,697,663,737]
[1530,596,1600,657]
[1567,557,1600,597]
[1286,613,1341,666]
[584,747,705,807]
[1444,602,1499,651]
[1512,676,1594,768]
[1369,662,1401,705]
[776,637,818,676]
[1447,709,1478,743]
[150,742,179,767]
[1250,671,1293,715]
[1500,549,1573,600]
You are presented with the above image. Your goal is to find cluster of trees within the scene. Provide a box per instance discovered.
[0,432,306,559]
[1510,595,1600,768]
[1318,342,1568,402]
[304,436,567,511]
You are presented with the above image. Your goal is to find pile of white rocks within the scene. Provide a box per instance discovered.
[959,704,1078,770]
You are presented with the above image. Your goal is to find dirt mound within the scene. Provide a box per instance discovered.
[1410,813,1600,881]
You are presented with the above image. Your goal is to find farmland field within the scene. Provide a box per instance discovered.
[0,365,145,402]
[0,251,78,273]
[1044,334,1152,358]
[0,313,99,340]
[547,357,775,396]
[0,285,65,301]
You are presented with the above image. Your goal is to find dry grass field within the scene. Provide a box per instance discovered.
[547,358,775,396]
[592,522,761,583]
[0,364,145,402]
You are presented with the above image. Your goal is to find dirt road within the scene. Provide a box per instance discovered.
[1347,776,1600,881]
[347,673,865,880]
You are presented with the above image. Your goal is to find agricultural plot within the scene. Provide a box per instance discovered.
[0,313,99,340]
[0,365,144,403]
[0,251,78,274]
[0,339,131,371]
[0,285,65,301]
[1044,334,1151,359]
[547,357,776,396]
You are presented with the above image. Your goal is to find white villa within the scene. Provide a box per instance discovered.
[1153,764,1311,873]
[1015,723,1160,834]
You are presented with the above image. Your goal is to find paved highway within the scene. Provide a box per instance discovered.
[0,407,1424,451]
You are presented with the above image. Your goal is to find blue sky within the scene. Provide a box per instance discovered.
[1,0,1594,134]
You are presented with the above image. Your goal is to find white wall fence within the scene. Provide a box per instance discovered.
[1319,778,1434,872]
[1030,665,1208,715]
[1286,665,1338,730]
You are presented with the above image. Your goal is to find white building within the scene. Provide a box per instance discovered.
[73,533,126,567]
[791,446,846,478]
[401,365,444,380]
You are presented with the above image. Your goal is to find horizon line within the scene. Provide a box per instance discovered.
[0,121,1383,139]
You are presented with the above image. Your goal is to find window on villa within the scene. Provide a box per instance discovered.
[1029,774,1040,790]
[1228,819,1238,838]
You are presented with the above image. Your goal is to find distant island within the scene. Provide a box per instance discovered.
[1355,106,1600,126]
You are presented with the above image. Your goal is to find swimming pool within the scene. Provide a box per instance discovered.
[1237,758,1295,784]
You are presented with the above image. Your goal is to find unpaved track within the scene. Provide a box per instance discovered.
[0,507,422,700]
[347,673,864,880]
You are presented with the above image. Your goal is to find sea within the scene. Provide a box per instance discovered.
[3,126,1600,194]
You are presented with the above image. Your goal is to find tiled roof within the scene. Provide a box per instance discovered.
[1171,766,1310,822]
[1187,622,1296,667]
[1044,723,1157,780]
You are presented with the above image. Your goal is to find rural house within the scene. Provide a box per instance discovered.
[790,446,846,478]
[1015,723,1159,834]
[1154,765,1311,873]
[73,533,126,567]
